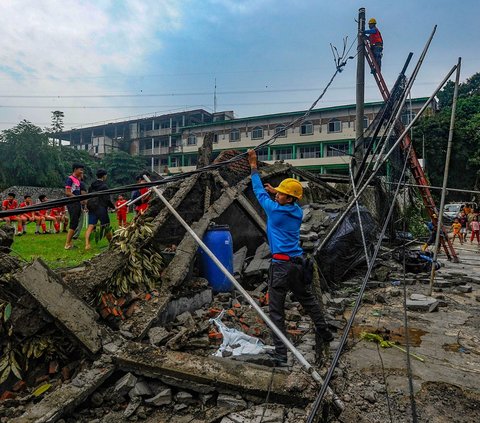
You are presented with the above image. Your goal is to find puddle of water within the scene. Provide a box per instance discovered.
[349,325,428,347]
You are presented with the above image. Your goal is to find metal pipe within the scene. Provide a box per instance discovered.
[428,58,462,296]
[315,63,458,256]
[307,144,413,423]
[349,161,371,267]
[143,175,345,412]
[372,25,437,172]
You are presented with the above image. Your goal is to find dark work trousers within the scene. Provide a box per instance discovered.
[268,260,330,357]
[372,45,383,71]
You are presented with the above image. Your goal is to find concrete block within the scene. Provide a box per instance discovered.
[114,372,138,396]
[244,258,270,277]
[148,327,170,346]
[15,259,102,355]
[457,284,473,293]
[406,299,439,312]
[217,394,247,410]
[254,242,271,259]
[145,389,172,407]
[233,246,248,276]
[129,381,152,398]
[157,288,212,325]
[175,391,195,404]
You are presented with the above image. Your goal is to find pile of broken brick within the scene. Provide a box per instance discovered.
[0,155,392,422]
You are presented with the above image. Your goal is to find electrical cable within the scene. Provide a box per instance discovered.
[306,144,412,423]
[402,187,419,423]
[0,50,357,219]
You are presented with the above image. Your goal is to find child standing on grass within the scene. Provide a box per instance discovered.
[451,218,462,245]
[115,195,128,227]
[470,216,480,244]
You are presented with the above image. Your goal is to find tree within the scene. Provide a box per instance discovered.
[0,120,58,187]
[413,72,480,201]
[100,151,149,187]
[50,110,65,147]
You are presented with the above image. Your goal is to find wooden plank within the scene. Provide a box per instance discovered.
[15,259,103,355]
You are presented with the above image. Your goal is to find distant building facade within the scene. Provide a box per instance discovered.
[59,99,431,175]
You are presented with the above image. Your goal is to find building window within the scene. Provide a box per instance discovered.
[187,134,197,146]
[160,158,168,166]
[273,147,292,160]
[300,121,313,135]
[251,126,264,140]
[328,119,342,133]
[326,143,349,157]
[185,155,198,166]
[299,146,321,159]
[213,134,219,144]
[229,129,240,142]
[274,125,287,137]
[171,157,179,167]
[257,147,269,161]
[363,116,369,128]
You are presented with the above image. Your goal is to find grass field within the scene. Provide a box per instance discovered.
[4,212,134,269]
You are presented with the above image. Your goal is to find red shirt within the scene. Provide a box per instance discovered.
[135,187,150,213]
[20,201,34,218]
[116,200,128,215]
[51,206,65,216]
[2,199,17,210]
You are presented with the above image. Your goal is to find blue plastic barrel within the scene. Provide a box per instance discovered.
[200,224,234,292]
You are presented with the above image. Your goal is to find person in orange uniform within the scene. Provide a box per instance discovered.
[38,195,60,233]
[364,18,383,72]
[133,175,150,215]
[51,206,69,232]
[115,195,128,227]
[19,195,40,234]
[1,193,23,236]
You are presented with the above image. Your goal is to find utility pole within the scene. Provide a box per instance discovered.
[354,7,366,177]
[428,57,462,296]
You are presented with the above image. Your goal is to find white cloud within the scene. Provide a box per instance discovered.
[0,0,185,129]
[208,0,274,14]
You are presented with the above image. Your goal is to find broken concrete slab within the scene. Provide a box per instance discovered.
[148,326,170,346]
[253,242,271,259]
[145,388,172,407]
[406,294,439,312]
[116,342,314,404]
[456,284,473,293]
[14,259,103,355]
[244,258,270,277]
[12,364,114,423]
[114,372,138,396]
[233,246,248,277]
[216,394,247,410]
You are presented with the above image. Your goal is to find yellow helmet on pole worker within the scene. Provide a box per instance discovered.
[274,178,303,200]
[368,18,377,25]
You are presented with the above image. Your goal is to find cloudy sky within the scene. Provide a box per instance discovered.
[0,0,478,131]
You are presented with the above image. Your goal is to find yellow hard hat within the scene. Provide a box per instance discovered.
[274,178,303,200]
[368,18,377,25]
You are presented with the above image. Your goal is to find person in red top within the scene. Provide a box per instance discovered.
[364,18,383,72]
[50,206,68,232]
[19,194,41,234]
[1,193,24,236]
[38,195,60,233]
[115,195,128,227]
[133,174,150,215]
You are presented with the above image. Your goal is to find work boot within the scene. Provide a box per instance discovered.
[266,350,288,367]
[315,331,334,365]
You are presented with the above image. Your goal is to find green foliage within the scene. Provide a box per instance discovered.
[0,121,148,191]
[413,71,480,199]
[99,150,149,187]
[404,201,429,238]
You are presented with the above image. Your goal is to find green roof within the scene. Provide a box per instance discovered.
[182,98,430,130]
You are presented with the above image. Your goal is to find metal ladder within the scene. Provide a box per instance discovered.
[364,40,458,262]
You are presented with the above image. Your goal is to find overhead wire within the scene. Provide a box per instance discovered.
[306,144,413,423]
[0,41,358,219]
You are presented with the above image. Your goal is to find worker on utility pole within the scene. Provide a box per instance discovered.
[247,149,333,366]
[364,18,383,72]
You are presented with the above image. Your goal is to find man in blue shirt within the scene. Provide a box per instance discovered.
[247,149,332,366]
[364,18,383,73]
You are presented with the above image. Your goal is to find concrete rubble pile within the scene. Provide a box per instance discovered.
[1,151,479,422]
